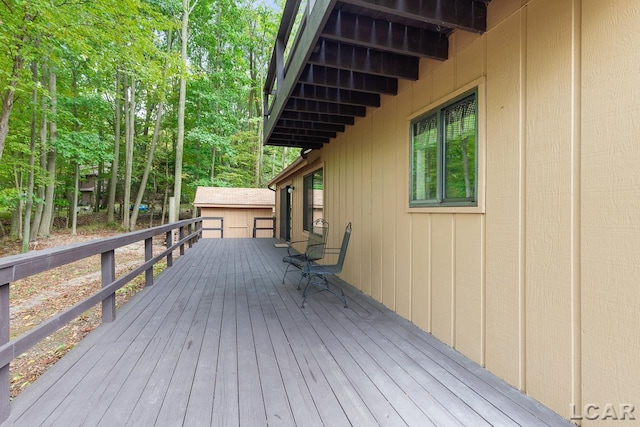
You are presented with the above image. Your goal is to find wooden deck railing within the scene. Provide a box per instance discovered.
[0,217,206,423]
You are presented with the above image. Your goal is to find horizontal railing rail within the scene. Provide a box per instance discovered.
[0,217,209,423]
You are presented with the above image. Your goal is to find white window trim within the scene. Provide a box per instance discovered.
[406,77,486,214]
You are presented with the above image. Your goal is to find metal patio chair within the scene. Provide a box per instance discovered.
[282,218,329,286]
[300,222,352,308]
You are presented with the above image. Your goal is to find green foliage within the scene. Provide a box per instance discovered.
[0,188,20,210]
[55,131,113,165]
[0,0,297,231]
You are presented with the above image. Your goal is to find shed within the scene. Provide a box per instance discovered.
[194,187,275,238]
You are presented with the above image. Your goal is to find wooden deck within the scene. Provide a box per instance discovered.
[3,239,572,426]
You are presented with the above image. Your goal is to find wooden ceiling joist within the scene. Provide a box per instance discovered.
[268,139,325,150]
[339,0,488,34]
[285,98,367,117]
[299,64,398,95]
[270,133,331,144]
[290,83,381,107]
[273,127,338,139]
[309,39,419,81]
[280,111,356,126]
[322,9,449,59]
[276,119,346,134]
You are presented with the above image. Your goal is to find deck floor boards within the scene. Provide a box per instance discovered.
[4,238,573,427]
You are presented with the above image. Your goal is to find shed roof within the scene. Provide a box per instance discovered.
[194,187,275,208]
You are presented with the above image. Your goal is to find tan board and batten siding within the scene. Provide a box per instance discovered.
[271,0,640,423]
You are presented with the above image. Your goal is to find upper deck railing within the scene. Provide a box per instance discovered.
[264,0,307,113]
[0,218,206,423]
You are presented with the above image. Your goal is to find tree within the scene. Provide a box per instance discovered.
[130,30,174,230]
[173,0,199,221]
[22,61,39,252]
[107,70,122,225]
[0,0,294,244]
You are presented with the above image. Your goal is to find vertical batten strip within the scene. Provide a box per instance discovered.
[570,0,583,417]
[480,213,487,366]
[428,214,433,333]
[480,34,488,367]
[451,214,457,347]
[518,6,528,393]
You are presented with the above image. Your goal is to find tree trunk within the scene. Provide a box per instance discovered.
[132,29,172,230]
[22,62,39,252]
[65,186,72,228]
[39,70,57,237]
[142,97,153,137]
[72,164,79,234]
[122,74,136,231]
[11,165,23,240]
[0,52,24,163]
[32,65,48,238]
[210,147,216,181]
[71,67,80,235]
[107,70,122,224]
[174,0,193,222]
[462,137,471,198]
[131,102,163,230]
[11,203,22,241]
[248,39,263,187]
[150,175,158,228]
[96,160,103,211]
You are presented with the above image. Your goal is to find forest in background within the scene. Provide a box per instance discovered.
[0,0,297,249]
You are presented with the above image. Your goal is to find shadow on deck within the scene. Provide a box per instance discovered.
[4,239,571,426]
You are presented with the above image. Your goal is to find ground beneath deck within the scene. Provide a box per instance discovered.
[4,238,571,426]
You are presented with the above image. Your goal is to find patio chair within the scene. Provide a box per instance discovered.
[282,218,329,286]
[300,222,352,308]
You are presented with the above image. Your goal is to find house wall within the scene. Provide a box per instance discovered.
[273,0,640,422]
[201,207,274,238]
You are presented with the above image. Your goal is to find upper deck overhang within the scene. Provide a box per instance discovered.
[263,0,490,151]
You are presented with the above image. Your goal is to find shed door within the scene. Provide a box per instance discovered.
[225,209,251,238]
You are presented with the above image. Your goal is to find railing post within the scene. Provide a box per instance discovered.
[145,237,153,287]
[0,284,10,423]
[166,230,173,267]
[187,224,193,248]
[179,226,185,256]
[275,38,285,96]
[101,250,116,323]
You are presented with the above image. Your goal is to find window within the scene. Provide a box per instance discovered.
[303,168,323,232]
[410,91,477,207]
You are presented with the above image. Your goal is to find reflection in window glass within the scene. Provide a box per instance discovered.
[303,168,323,232]
[412,115,438,202]
[444,97,476,200]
